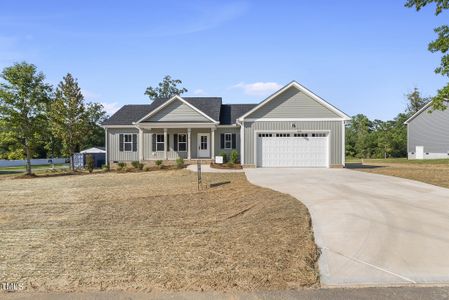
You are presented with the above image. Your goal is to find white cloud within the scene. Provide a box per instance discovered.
[193,89,206,96]
[101,102,120,116]
[231,82,282,96]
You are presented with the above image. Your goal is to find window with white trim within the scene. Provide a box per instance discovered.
[294,133,308,137]
[311,133,326,137]
[178,134,187,151]
[224,133,232,149]
[156,134,165,151]
[123,134,133,151]
[275,133,290,137]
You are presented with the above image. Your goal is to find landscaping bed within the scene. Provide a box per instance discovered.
[210,162,243,169]
[0,170,319,293]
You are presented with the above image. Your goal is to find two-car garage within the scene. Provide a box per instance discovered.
[256,132,330,168]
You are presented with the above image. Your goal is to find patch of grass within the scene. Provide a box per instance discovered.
[349,160,449,189]
[0,171,319,292]
[346,158,449,165]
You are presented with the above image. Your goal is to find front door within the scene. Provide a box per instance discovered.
[416,146,424,159]
[197,133,210,158]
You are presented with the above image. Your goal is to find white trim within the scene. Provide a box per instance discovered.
[239,81,351,121]
[254,129,331,168]
[136,123,217,129]
[244,118,346,122]
[238,120,245,164]
[102,125,136,128]
[342,120,345,166]
[138,128,144,161]
[197,132,211,158]
[404,101,433,124]
[119,133,137,153]
[176,132,188,152]
[135,95,219,124]
[104,128,108,164]
[217,124,239,128]
[224,133,232,149]
[154,133,165,152]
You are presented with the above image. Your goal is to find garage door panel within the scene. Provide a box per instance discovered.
[257,134,328,167]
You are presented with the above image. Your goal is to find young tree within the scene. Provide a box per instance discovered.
[82,102,108,149]
[405,0,449,110]
[49,73,89,171]
[0,62,52,175]
[144,75,188,101]
[405,87,430,115]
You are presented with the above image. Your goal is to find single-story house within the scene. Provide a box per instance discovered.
[404,102,449,159]
[102,81,350,168]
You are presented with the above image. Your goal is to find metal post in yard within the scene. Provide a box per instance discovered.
[197,160,202,190]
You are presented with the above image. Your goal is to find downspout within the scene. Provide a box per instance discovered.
[237,119,244,165]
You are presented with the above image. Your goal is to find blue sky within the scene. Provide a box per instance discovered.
[0,0,447,120]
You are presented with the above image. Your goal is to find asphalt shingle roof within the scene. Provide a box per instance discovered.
[102,97,255,126]
[219,104,258,125]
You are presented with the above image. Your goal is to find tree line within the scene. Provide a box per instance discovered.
[0,62,107,174]
[346,88,430,159]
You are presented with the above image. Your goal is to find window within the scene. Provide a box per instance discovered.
[178,134,187,151]
[311,133,326,137]
[275,133,290,137]
[294,133,308,137]
[119,133,137,152]
[224,133,232,149]
[156,134,164,151]
[258,133,273,137]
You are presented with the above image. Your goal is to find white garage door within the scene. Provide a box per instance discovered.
[256,132,329,167]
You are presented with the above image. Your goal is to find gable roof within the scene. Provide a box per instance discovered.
[102,104,155,126]
[136,96,221,124]
[404,101,433,124]
[238,81,351,121]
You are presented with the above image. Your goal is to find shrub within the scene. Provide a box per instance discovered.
[138,163,144,170]
[230,150,239,164]
[101,164,109,171]
[131,161,140,169]
[86,155,94,173]
[117,162,126,171]
[219,151,228,163]
[176,157,184,169]
[155,160,163,169]
[144,166,150,171]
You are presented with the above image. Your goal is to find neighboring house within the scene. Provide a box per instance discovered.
[404,102,449,159]
[102,81,350,168]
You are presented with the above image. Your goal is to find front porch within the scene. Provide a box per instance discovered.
[137,124,217,161]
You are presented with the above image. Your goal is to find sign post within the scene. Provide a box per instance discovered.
[197,160,202,190]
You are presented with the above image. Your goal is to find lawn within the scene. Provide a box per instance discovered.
[0,170,319,293]
[347,158,449,189]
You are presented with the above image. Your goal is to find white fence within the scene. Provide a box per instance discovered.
[0,158,67,167]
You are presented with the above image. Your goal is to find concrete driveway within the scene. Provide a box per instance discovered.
[245,168,449,287]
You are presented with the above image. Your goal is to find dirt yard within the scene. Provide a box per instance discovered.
[347,159,449,189]
[0,170,319,293]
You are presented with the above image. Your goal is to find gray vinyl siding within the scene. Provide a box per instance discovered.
[243,121,343,166]
[246,86,341,119]
[107,128,139,162]
[215,127,241,158]
[143,100,210,123]
[408,107,449,155]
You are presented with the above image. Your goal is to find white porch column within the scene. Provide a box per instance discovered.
[164,128,168,160]
[211,127,215,159]
[187,128,192,160]
[138,128,144,161]
[149,130,153,157]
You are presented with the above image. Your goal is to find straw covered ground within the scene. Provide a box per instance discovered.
[0,169,319,293]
